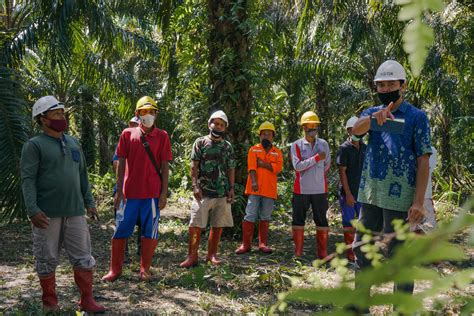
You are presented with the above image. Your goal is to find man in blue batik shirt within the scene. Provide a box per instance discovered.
[352,60,432,303]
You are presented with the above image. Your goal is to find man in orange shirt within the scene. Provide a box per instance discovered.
[235,121,283,254]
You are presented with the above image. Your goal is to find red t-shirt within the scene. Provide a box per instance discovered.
[116,126,172,199]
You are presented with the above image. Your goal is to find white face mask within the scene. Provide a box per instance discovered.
[140,114,155,128]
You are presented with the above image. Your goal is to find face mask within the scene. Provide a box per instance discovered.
[46,118,67,132]
[306,129,317,138]
[351,135,361,141]
[140,114,155,128]
[261,139,272,149]
[378,89,401,106]
[210,128,225,138]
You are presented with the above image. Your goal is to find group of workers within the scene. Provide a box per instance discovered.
[20,59,436,312]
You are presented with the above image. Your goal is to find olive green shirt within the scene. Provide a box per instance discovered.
[20,133,95,218]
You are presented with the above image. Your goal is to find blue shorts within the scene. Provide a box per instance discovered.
[244,195,274,222]
[113,198,160,239]
[339,194,361,227]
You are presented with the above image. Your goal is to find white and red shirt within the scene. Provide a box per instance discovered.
[290,137,331,194]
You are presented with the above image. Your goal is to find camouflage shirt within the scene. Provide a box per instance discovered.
[191,135,236,198]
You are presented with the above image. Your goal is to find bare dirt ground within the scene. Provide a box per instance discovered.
[1,197,472,315]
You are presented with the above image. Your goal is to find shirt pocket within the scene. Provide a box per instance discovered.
[267,152,278,163]
[71,149,81,162]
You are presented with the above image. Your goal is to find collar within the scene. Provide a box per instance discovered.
[396,100,408,113]
[256,143,275,151]
[206,134,224,142]
[302,137,318,146]
[137,126,158,137]
[382,100,408,113]
[348,139,364,148]
[42,132,66,141]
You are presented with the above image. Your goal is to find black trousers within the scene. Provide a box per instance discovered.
[354,203,414,294]
[291,193,329,227]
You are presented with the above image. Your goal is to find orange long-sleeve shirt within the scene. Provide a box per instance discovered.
[244,143,283,199]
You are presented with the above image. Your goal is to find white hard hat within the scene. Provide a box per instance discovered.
[345,116,359,129]
[208,110,229,126]
[374,60,406,82]
[32,96,64,119]
[129,116,140,123]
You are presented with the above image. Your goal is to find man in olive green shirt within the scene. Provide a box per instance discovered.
[20,96,106,312]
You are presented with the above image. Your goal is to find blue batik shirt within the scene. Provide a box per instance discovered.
[357,100,432,212]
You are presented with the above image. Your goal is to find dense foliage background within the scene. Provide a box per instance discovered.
[0,0,472,223]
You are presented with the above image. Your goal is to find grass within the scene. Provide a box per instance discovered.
[0,193,471,314]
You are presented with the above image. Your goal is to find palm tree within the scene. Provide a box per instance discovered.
[0,0,164,221]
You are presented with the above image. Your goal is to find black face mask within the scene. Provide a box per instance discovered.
[378,90,401,106]
[210,128,225,138]
[261,139,272,149]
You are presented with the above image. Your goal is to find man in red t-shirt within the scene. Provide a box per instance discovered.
[102,96,172,282]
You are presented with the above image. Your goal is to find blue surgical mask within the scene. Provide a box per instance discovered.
[351,135,361,141]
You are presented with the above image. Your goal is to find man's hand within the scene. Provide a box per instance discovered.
[373,101,395,126]
[407,203,426,225]
[30,211,49,229]
[114,190,125,209]
[346,193,356,207]
[87,207,100,221]
[316,151,326,161]
[227,188,235,203]
[159,195,167,210]
[252,182,258,192]
[257,158,273,171]
[193,186,203,202]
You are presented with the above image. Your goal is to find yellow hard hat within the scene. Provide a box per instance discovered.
[258,121,276,134]
[300,111,320,125]
[136,96,158,111]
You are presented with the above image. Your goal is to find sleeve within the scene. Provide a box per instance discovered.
[190,139,201,161]
[116,130,128,159]
[360,106,380,117]
[336,145,348,167]
[227,143,236,169]
[160,133,173,162]
[79,144,96,209]
[247,147,257,172]
[291,142,318,172]
[20,141,42,217]
[271,149,283,174]
[414,112,432,158]
[324,142,331,172]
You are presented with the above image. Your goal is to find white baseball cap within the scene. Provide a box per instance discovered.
[32,96,64,119]
[345,116,359,129]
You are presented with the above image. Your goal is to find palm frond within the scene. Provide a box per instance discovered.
[0,67,29,222]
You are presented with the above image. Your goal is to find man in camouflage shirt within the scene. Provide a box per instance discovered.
[180,110,236,268]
